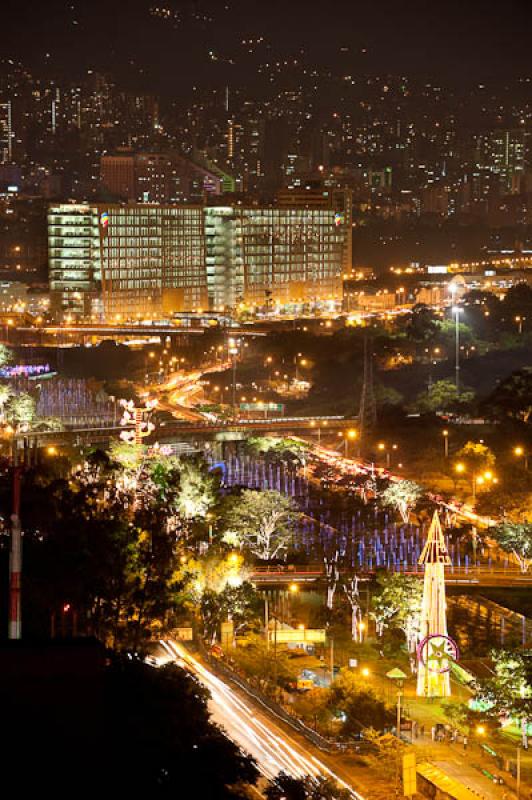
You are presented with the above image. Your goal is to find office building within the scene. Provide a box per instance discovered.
[0,102,13,164]
[100,152,232,203]
[48,194,351,319]
[48,205,102,317]
[49,204,206,318]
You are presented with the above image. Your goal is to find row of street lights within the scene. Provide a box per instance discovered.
[443,429,529,471]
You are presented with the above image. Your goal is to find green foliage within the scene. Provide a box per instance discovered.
[456,441,496,473]
[360,729,406,778]
[292,687,332,732]
[200,581,260,642]
[329,669,395,736]
[414,379,475,414]
[246,435,309,462]
[442,701,499,735]
[0,382,11,415]
[380,480,423,523]
[375,383,404,408]
[230,634,300,688]
[371,572,423,652]
[404,303,439,343]
[180,550,248,600]
[3,654,258,795]
[175,460,216,520]
[223,489,300,560]
[0,344,11,367]
[483,368,532,423]
[266,774,352,800]
[436,319,475,349]
[474,650,532,744]
[489,522,532,573]
[108,439,144,472]
[5,392,36,426]
[12,460,185,648]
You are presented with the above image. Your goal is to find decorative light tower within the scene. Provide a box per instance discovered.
[119,399,157,445]
[417,511,458,698]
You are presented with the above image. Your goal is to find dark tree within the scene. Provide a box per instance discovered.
[0,651,258,797]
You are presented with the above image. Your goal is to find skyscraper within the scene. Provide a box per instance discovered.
[0,102,13,164]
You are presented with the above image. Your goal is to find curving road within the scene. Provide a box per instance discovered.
[160,639,367,798]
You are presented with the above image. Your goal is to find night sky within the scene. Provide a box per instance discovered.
[2,0,532,94]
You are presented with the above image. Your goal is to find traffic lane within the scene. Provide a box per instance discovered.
[161,640,368,798]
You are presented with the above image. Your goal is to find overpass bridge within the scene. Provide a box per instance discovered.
[11,323,267,347]
[250,563,532,588]
[9,416,357,449]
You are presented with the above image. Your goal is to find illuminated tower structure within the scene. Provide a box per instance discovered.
[417,511,453,698]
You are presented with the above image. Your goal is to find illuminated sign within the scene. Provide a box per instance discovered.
[334,212,345,227]
[269,629,326,644]
[0,364,51,378]
[240,402,284,412]
[100,211,109,229]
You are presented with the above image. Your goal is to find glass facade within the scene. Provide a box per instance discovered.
[100,205,206,317]
[205,205,349,309]
[48,199,350,319]
[48,204,102,317]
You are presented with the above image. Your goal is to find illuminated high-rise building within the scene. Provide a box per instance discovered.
[475,128,528,195]
[48,193,351,319]
[0,102,13,163]
[48,205,102,317]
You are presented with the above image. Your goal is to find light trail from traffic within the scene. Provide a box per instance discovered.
[160,639,367,798]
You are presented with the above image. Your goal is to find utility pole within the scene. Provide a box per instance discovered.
[330,636,334,685]
[452,306,463,394]
[9,444,22,639]
[358,336,377,457]
[264,594,269,650]
[229,338,239,419]
[273,615,278,694]
[396,686,402,739]
[517,745,521,799]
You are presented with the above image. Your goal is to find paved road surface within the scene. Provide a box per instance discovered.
[161,639,368,798]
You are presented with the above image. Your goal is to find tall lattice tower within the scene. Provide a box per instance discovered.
[417,511,452,698]
[358,336,377,453]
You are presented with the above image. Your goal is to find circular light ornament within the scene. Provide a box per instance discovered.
[417,634,459,674]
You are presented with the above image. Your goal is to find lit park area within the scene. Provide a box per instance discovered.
[0,410,531,797]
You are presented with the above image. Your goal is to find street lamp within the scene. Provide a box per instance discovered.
[345,428,358,458]
[514,446,529,470]
[377,441,394,468]
[451,305,464,393]
[228,338,240,419]
[386,668,408,741]
[442,429,449,458]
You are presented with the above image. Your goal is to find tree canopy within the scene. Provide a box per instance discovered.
[414,379,475,414]
[380,480,423,523]
[489,522,532,573]
[0,653,258,796]
[371,572,423,653]
[223,489,300,560]
[483,369,532,424]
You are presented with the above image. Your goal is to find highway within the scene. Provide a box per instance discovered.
[160,639,367,798]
